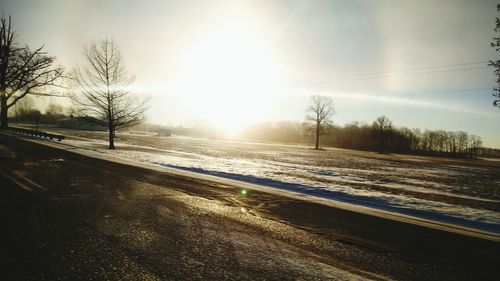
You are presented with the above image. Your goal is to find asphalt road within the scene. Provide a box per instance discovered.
[0,133,499,280]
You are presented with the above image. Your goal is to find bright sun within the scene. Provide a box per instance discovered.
[172,10,285,135]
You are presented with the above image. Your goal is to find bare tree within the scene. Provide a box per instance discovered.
[45,102,64,116]
[456,131,468,156]
[372,115,393,151]
[72,38,148,149]
[15,95,34,117]
[0,15,64,129]
[45,102,66,122]
[469,135,483,158]
[306,95,335,149]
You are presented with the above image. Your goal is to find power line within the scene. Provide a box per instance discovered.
[289,60,490,86]
[291,60,489,82]
[291,66,489,85]
[384,87,491,96]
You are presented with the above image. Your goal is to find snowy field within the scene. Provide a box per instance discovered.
[44,129,500,234]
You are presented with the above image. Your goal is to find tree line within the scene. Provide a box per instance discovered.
[9,95,67,124]
[243,117,486,158]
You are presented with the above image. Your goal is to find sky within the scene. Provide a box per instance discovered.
[2,0,500,147]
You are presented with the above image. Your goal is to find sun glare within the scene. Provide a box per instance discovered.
[172,10,285,135]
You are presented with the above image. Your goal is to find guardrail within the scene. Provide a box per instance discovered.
[7,126,65,141]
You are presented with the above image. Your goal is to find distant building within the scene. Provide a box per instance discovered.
[59,116,106,131]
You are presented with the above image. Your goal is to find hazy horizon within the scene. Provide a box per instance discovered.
[2,0,500,148]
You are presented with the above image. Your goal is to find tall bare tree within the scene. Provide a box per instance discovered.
[372,115,393,151]
[72,38,148,149]
[306,95,335,149]
[0,15,64,129]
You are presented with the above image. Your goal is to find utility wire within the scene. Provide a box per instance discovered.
[289,60,490,86]
[293,60,489,82]
[380,87,491,96]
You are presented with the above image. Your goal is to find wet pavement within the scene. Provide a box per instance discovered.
[0,134,499,280]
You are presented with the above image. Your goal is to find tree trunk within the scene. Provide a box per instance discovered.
[379,130,385,152]
[0,94,8,130]
[315,121,320,150]
[108,123,115,149]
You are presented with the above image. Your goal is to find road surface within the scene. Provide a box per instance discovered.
[0,133,498,280]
